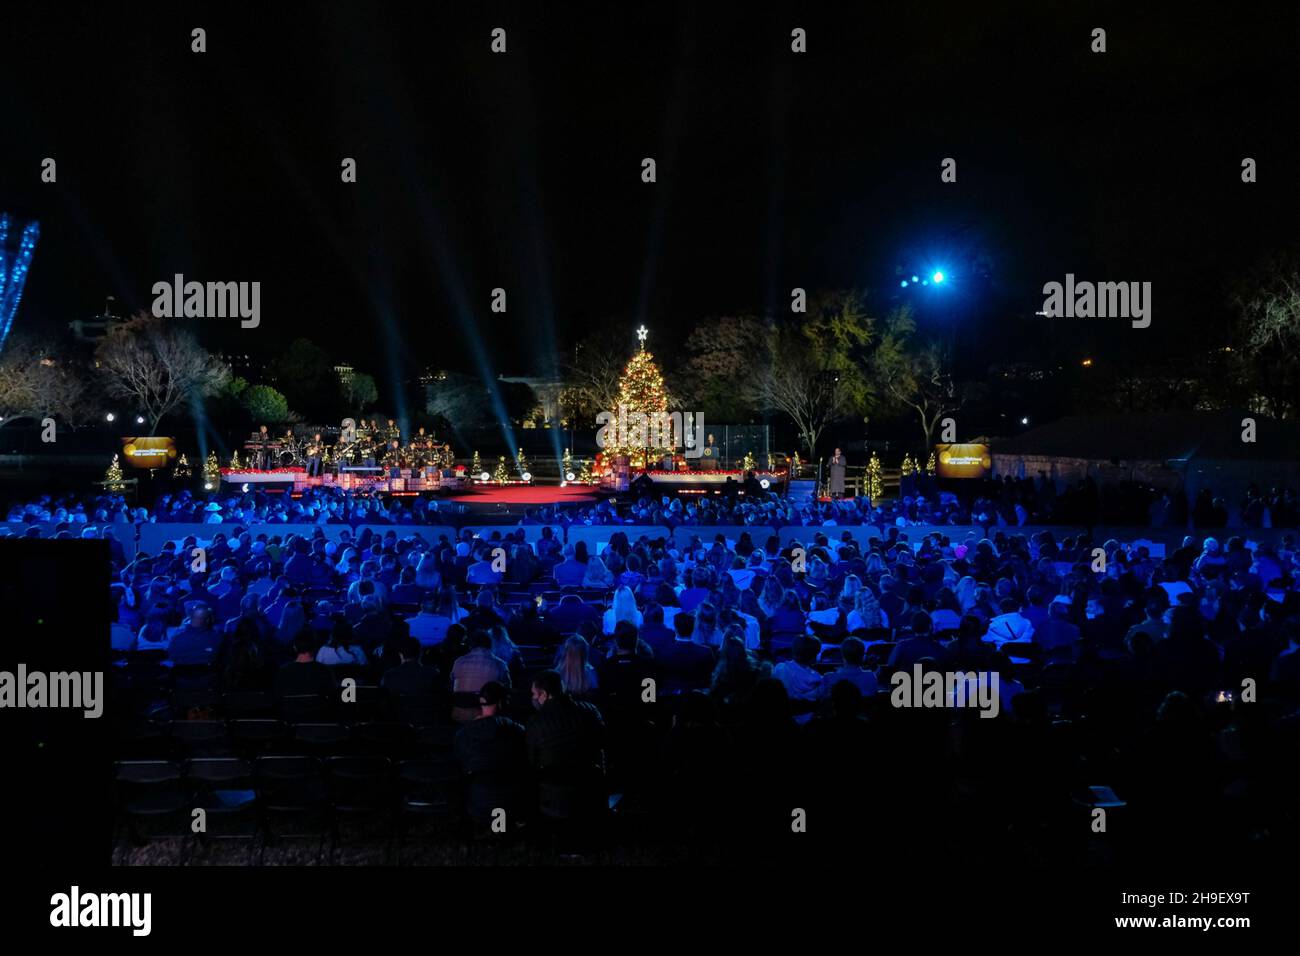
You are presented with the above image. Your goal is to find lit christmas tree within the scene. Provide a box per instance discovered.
[742,450,755,472]
[494,455,510,484]
[230,449,242,470]
[174,453,191,479]
[926,451,937,476]
[515,447,529,477]
[578,458,594,483]
[563,448,573,478]
[104,454,126,492]
[204,451,221,489]
[901,453,916,476]
[866,452,883,501]
[608,327,671,467]
[471,450,482,478]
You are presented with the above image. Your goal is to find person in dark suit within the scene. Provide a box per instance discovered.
[658,612,716,695]
[547,594,601,636]
[638,603,676,659]
[381,636,441,698]
[455,681,528,824]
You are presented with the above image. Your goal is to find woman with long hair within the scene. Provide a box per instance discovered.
[955,575,979,614]
[758,576,785,619]
[693,601,723,648]
[582,554,615,589]
[603,585,643,635]
[317,619,368,667]
[554,635,599,696]
[710,630,759,704]
[847,587,884,632]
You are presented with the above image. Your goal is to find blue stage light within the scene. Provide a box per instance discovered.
[932,271,945,284]
[900,280,909,288]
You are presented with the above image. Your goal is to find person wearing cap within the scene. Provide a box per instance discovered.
[454,680,527,825]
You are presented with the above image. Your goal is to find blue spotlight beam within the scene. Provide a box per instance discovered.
[0,214,40,351]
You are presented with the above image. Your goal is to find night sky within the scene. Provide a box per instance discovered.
[3,2,1298,388]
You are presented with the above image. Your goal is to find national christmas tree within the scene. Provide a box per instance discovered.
[607,329,672,467]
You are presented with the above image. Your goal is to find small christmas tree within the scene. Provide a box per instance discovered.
[471,450,482,478]
[515,447,529,477]
[174,453,191,479]
[104,454,126,492]
[494,455,510,484]
[866,452,883,501]
[791,452,802,477]
[926,451,937,476]
[230,449,242,470]
[742,450,755,472]
[578,458,594,483]
[901,453,916,477]
[204,451,221,489]
[563,448,573,478]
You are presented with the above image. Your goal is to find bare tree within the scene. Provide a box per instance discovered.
[0,336,96,426]
[563,327,626,422]
[754,338,849,457]
[95,312,230,434]
[871,308,966,447]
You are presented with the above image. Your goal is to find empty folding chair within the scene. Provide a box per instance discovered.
[255,755,328,861]
[186,757,259,859]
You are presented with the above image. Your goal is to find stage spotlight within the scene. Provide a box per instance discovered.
[565,471,576,481]
[911,275,919,283]
[135,415,145,424]
[522,472,532,482]
[105,412,115,422]
[560,480,568,488]
[932,271,945,284]
[480,471,490,482]
[1021,416,1030,425]
[760,478,771,489]
[203,482,213,490]
[900,280,908,288]
[241,483,250,493]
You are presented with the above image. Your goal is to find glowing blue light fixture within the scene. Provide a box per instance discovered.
[0,213,41,352]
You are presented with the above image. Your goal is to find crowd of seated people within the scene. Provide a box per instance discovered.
[8,474,1299,534]
[93,511,1300,862]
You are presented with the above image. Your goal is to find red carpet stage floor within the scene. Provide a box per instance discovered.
[448,484,601,506]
